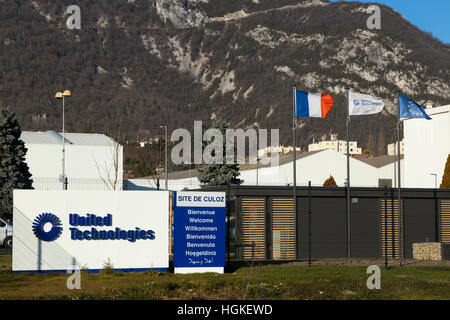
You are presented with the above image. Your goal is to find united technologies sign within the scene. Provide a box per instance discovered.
[68,213,156,242]
[32,213,63,242]
[13,190,169,273]
[31,212,158,243]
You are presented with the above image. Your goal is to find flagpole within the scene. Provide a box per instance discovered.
[346,89,351,259]
[397,92,403,262]
[293,84,298,259]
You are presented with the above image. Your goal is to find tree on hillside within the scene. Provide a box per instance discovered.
[366,132,376,156]
[0,106,33,220]
[197,119,242,187]
[440,154,450,188]
[323,175,337,187]
[377,130,386,155]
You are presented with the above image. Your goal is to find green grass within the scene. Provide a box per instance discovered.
[0,263,449,300]
[0,255,11,272]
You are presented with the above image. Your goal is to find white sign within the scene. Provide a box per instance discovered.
[174,191,226,274]
[175,191,226,208]
[13,190,169,272]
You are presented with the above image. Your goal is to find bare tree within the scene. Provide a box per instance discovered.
[138,138,165,189]
[94,118,123,190]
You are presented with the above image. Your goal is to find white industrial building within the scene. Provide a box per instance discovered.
[129,149,404,191]
[22,103,448,192]
[404,104,450,188]
[139,103,447,191]
[21,131,123,190]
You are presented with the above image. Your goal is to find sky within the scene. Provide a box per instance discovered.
[330,0,450,44]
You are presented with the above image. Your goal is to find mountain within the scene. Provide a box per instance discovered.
[0,0,449,154]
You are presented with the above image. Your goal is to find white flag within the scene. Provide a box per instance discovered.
[348,91,384,116]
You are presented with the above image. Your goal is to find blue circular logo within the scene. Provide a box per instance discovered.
[32,213,63,242]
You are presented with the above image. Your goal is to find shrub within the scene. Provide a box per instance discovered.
[323,175,337,187]
[440,154,450,188]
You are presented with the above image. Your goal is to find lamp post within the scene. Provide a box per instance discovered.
[153,125,168,190]
[430,173,437,189]
[55,90,71,190]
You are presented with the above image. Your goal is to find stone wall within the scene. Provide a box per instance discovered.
[412,242,442,261]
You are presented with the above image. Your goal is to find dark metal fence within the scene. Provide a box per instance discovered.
[202,185,450,262]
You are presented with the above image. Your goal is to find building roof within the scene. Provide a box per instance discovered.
[147,150,327,180]
[147,150,405,180]
[360,155,404,168]
[153,169,200,180]
[21,131,118,146]
[240,150,324,171]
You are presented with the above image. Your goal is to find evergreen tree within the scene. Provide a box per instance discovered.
[197,119,242,187]
[0,106,33,219]
[440,154,450,188]
[323,175,337,187]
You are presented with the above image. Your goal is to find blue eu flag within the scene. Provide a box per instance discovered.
[398,94,431,120]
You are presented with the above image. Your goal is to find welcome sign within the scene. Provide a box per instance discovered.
[13,190,169,272]
[173,191,226,274]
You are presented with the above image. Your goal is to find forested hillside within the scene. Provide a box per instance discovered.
[1,0,449,153]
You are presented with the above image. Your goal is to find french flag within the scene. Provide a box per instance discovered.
[295,90,334,118]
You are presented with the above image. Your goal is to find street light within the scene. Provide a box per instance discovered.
[430,173,437,189]
[153,125,168,190]
[55,90,71,190]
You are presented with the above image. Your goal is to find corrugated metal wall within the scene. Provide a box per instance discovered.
[441,200,450,260]
[380,199,400,259]
[239,198,266,260]
[271,198,295,260]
